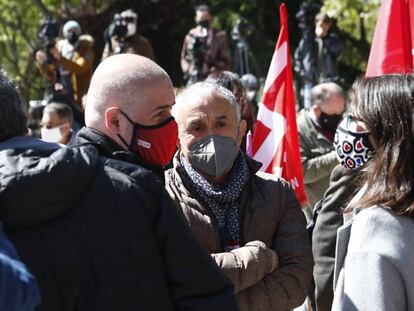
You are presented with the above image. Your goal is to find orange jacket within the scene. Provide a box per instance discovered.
[38,35,94,109]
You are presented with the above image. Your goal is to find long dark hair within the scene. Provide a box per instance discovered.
[351,74,414,218]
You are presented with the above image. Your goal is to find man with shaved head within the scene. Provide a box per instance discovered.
[71,54,238,310]
[78,53,176,178]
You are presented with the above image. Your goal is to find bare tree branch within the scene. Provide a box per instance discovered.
[32,0,50,17]
[11,34,21,76]
[0,15,36,51]
[0,23,15,65]
[14,10,37,50]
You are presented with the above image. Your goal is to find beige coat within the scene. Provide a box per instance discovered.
[165,153,313,311]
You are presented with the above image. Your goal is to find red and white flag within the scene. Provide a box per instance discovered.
[366,0,414,76]
[251,3,307,205]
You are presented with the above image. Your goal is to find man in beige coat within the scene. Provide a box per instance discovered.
[165,82,313,311]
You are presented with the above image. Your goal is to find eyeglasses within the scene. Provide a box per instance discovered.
[347,113,363,122]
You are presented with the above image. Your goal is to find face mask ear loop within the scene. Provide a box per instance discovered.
[119,109,136,125]
[117,109,136,152]
[117,133,133,151]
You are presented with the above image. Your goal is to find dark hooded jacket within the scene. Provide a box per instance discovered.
[0,136,238,311]
[74,126,165,181]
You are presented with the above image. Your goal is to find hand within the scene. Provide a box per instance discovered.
[315,25,328,38]
[54,83,64,92]
[35,50,46,64]
[268,249,279,272]
[50,46,60,60]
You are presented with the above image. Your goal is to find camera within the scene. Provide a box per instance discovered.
[186,29,208,85]
[107,14,136,54]
[38,17,60,43]
[38,17,60,64]
[110,14,130,40]
[231,17,253,42]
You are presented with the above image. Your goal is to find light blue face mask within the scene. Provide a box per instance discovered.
[188,135,239,177]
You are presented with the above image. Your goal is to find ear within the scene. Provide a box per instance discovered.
[105,107,121,132]
[311,105,321,118]
[236,119,247,148]
[61,122,71,135]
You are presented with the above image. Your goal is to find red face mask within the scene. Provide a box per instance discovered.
[118,111,178,167]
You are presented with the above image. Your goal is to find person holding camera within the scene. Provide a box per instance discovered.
[181,4,231,85]
[35,20,94,113]
[294,7,343,109]
[101,9,155,61]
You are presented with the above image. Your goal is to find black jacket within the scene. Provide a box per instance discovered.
[312,165,359,311]
[74,126,167,181]
[0,136,238,311]
[294,31,343,85]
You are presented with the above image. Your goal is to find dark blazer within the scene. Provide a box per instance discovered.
[312,165,359,311]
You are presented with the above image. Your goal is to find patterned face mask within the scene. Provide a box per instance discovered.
[334,115,373,170]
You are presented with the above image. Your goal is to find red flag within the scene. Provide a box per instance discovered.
[251,3,307,205]
[366,0,413,76]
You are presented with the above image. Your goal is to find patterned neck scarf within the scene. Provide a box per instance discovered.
[180,152,250,251]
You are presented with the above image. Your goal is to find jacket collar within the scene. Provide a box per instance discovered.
[167,151,263,246]
[76,127,165,180]
[304,111,332,143]
[167,150,260,213]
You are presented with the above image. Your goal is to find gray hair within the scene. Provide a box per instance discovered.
[174,82,241,122]
[311,82,344,107]
[43,102,73,124]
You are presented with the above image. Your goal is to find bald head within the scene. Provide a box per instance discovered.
[84,54,175,151]
[85,54,173,129]
[311,82,344,108]
[310,82,345,122]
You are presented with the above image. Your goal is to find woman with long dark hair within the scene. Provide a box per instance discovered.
[332,74,414,311]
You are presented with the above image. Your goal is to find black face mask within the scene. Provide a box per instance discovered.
[319,111,342,131]
[67,32,79,45]
[197,19,210,28]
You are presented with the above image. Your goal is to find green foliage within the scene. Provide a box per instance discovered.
[0,0,381,104]
[0,1,45,101]
[322,0,380,80]
[0,0,113,102]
